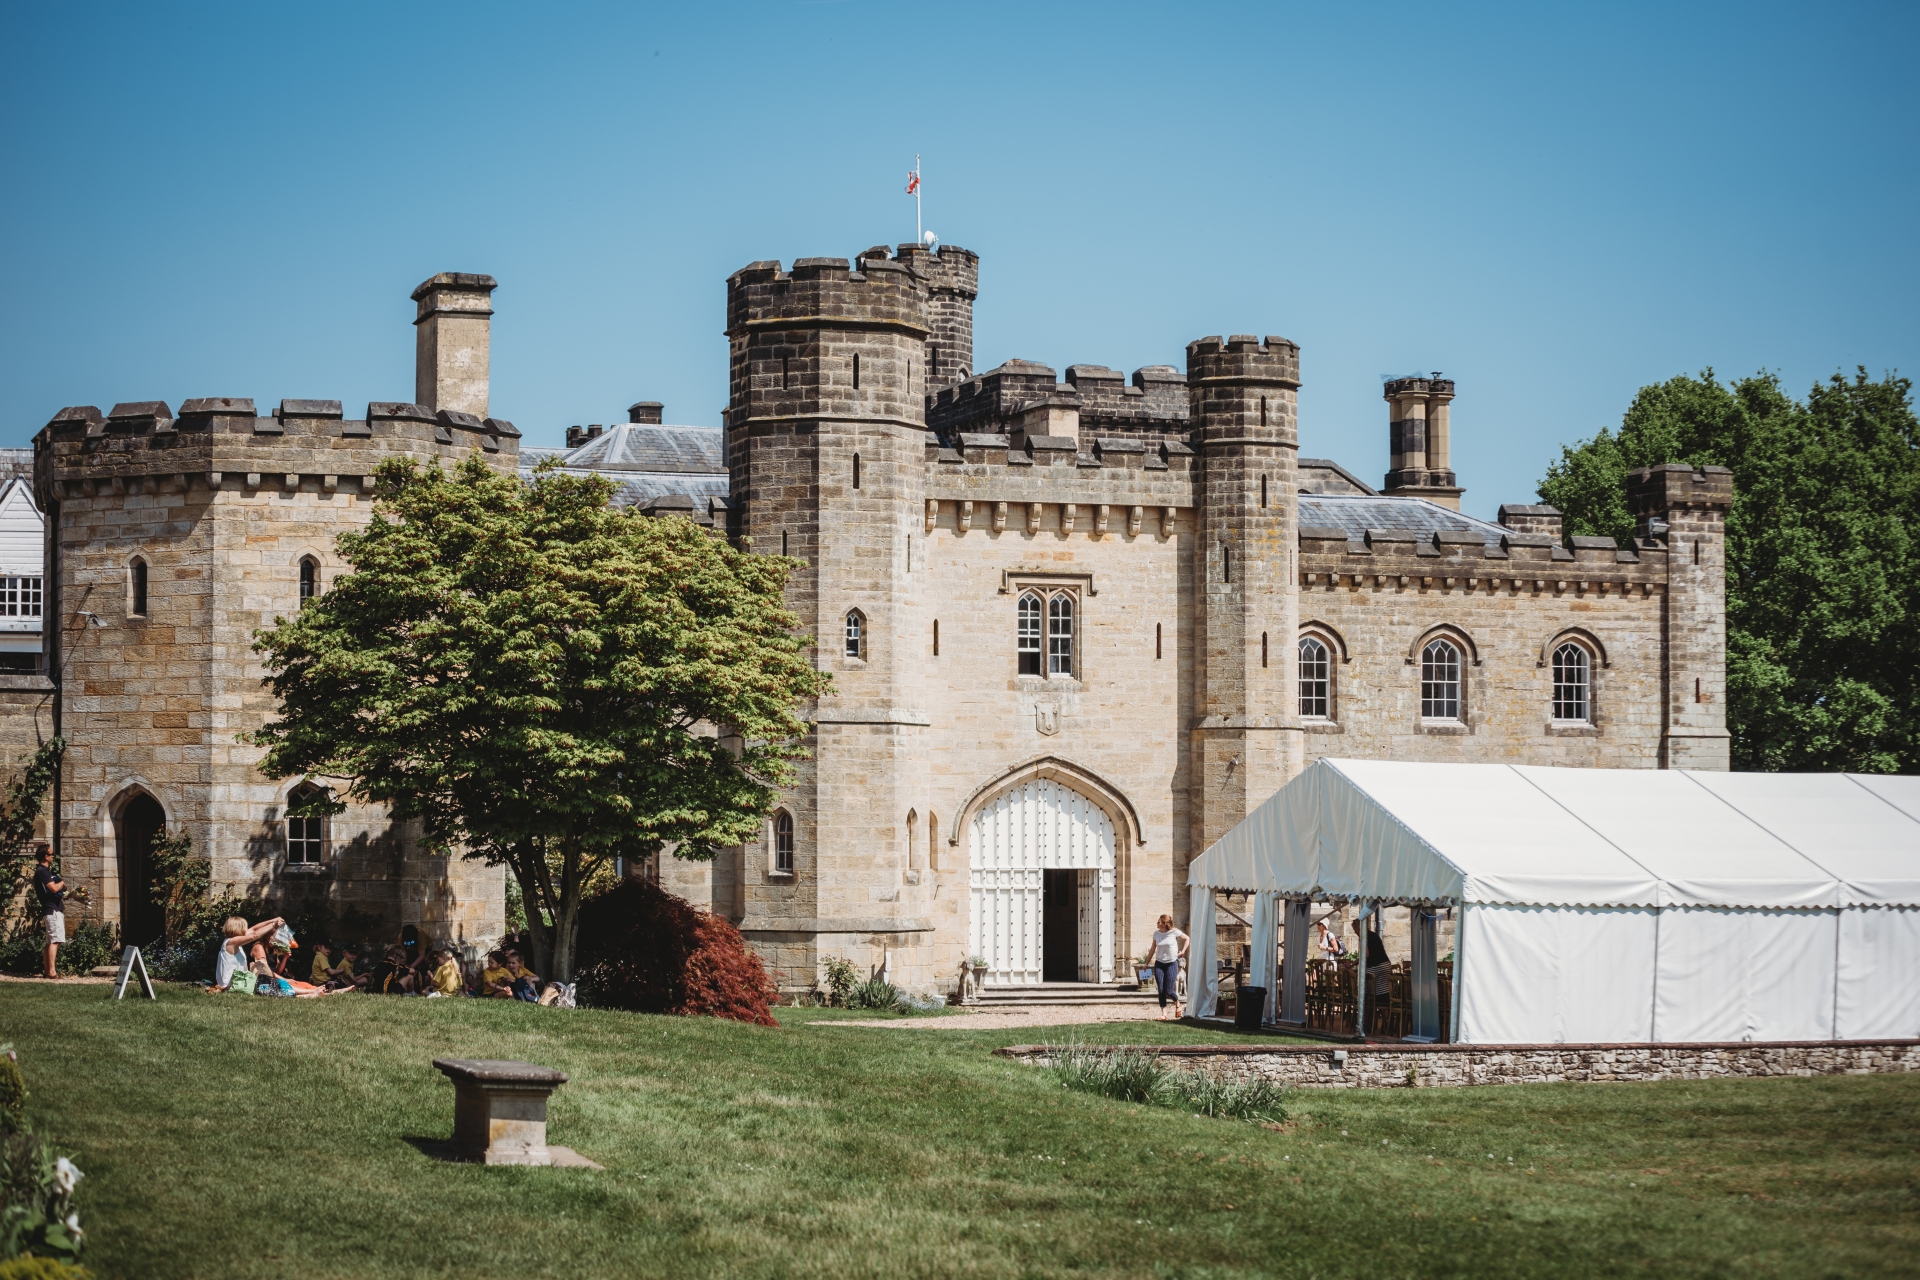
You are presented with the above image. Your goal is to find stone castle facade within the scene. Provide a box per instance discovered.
[22,244,1731,997]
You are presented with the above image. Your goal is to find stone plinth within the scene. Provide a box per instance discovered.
[432,1058,569,1166]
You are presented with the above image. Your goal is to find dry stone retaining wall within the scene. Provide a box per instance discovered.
[995,1040,1920,1089]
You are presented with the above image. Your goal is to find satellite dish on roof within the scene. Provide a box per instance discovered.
[924,230,938,249]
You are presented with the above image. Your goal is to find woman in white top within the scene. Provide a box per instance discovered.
[1149,914,1189,1020]
[214,915,286,991]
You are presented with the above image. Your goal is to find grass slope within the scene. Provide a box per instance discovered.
[2,985,1915,1279]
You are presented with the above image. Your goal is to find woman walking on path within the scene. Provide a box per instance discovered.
[1149,914,1189,1020]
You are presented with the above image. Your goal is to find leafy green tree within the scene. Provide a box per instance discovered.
[1539,370,1919,772]
[0,739,66,930]
[250,456,828,979]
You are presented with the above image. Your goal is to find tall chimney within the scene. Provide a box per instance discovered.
[412,272,497,417]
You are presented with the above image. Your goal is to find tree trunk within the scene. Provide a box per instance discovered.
[508,847,555,980]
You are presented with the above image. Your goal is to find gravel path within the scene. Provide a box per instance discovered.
[807,1004,1179,1031]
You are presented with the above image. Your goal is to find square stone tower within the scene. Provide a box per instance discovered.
[33,275,517,947]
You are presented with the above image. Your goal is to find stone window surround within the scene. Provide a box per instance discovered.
[283,783,328,868]
[768,809,796,879]
[1006,573,1086,682]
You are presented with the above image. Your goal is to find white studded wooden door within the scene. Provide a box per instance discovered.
[969,780,1115,985]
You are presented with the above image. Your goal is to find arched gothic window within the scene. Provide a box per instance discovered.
[773,810,795,874]
[299,556,318,604]
[1552,642,1592,723]
[1299,636,1331,718]
[1017,589,1078,678]
[1017,593,1043,675]
[844,610,865,659]
[286,784,326,865]
[1421,640,1462,721]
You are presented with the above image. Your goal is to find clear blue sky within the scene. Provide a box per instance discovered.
[3,2,1914,519]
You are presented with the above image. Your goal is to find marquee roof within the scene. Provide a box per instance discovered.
[1189,758,1920,910]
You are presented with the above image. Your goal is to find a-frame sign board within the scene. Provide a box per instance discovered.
[112,945,155,1001]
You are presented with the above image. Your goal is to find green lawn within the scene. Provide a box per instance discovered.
[3,985,1915,1279]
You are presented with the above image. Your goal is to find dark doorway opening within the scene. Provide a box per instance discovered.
[1042,868,1080,982]
[116,792,167,946]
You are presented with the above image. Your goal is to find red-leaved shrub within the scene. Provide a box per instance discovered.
[574,879,777,1026]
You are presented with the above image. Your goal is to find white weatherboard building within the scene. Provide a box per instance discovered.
[0,478,44,671]
[1189,759,1920,1044]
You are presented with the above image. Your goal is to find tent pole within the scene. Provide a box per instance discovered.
[1354,900,1369,1040]
[1447,901,1465,1044]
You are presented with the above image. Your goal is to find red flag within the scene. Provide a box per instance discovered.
[905,171,920,195]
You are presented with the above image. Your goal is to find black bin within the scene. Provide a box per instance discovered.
[1234,986,1266,1032]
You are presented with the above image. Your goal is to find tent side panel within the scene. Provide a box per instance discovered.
[1456,905,1656,1043]
[1837,906,1920,1039]
[1654,908,1837,1042]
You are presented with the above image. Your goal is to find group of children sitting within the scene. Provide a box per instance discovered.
[210,914,571,1005]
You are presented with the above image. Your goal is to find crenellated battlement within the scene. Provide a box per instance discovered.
[33,397,519,505]
[725,248,931,339]
[1185,335,1302,388]
[1627,463,1734,514]
[928,360,1191,442]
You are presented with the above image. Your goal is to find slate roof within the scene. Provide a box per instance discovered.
[1297,493,1508,544]
[561,423,725,473]
[518,422,730,511]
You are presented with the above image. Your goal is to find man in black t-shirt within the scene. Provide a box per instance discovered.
[31,846,64,979]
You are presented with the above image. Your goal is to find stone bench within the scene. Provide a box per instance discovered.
[430,1058,598,1167]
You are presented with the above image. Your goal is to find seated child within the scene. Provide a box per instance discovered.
[369,945,412,995]
[328,944,361,991]
[309,940,336,990]
[504,951,540,1003]
[480,950,514,998]
[427,947,462,998]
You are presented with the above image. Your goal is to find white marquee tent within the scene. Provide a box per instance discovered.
[1186,759,1920,1044]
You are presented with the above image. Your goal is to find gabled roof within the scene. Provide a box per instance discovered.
[1190,758,1920,909]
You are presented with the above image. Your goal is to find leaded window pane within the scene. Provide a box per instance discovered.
[844,611,863,658]
[1421,640,1461,720]
[774,812,795,873]
[1047,595,1074,676]
[1017,594,1042,675]
[1553,642,1591,722]
[286,788,325,864]
[1299,637,1330,718]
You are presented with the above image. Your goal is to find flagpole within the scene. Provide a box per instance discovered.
[915,153,922,244]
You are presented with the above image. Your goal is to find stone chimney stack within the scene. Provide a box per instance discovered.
[628,401,664,424]
[1381,373,1463,510]
[412,273,497,418]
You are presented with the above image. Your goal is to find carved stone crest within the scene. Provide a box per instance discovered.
[1035,704,1061,736]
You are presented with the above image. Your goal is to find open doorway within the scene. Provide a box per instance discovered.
[115,792,167,946]
[1042,869,1079,981]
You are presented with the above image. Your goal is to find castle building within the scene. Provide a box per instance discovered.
[22,245,1732,998]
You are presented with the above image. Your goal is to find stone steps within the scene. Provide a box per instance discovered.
[972,982,1161,1007]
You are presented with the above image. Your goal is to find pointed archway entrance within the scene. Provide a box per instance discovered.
[115,792,167,946]
[968,778,1115,985]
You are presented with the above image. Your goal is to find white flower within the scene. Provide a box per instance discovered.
[53,1157,81,1194]
[64,1212,81,1235]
